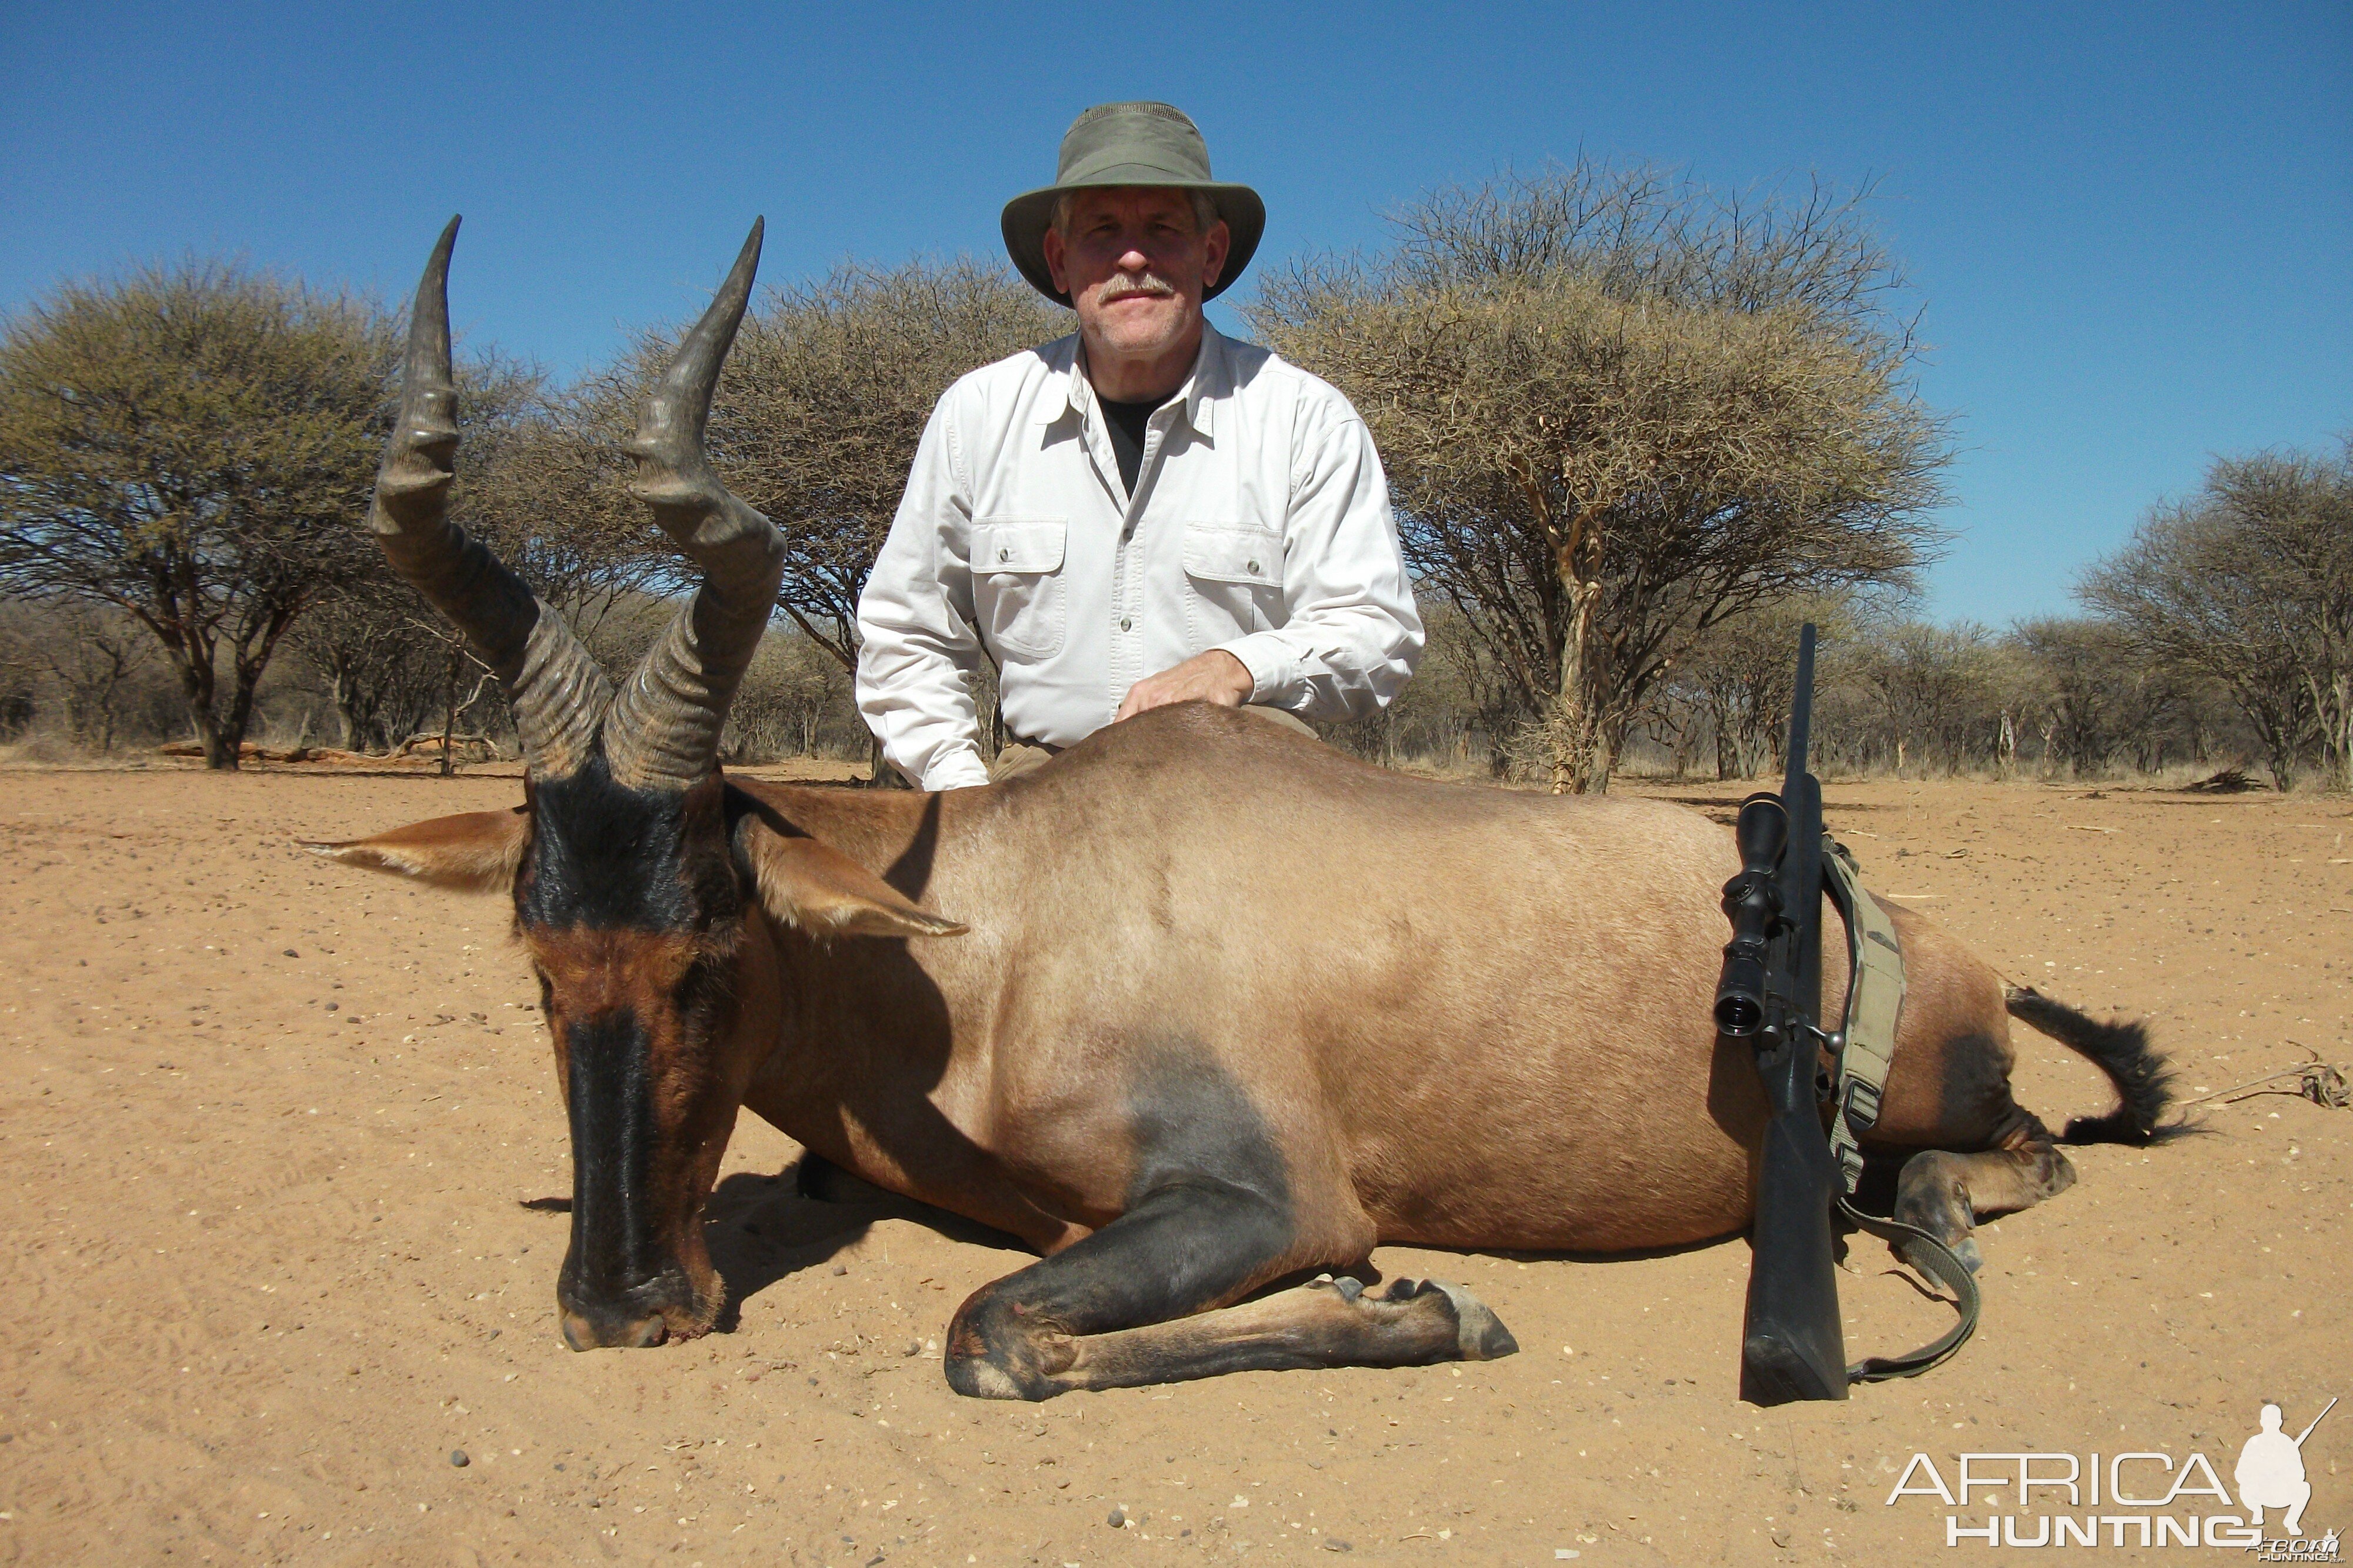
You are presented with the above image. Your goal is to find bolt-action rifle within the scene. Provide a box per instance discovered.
[1714,623,1847,1403]
[1714,624,1981,1404]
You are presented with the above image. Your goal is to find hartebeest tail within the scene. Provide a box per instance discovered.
[2004,986,2188,1146]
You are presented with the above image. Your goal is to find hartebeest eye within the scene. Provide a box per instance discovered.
[671,954,727,1017]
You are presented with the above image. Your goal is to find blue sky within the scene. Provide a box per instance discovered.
[4,1,2346,624]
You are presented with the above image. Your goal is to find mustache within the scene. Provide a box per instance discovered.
[1100,273,1178,303]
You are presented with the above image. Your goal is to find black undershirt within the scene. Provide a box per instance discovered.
[1098,396,1161,496]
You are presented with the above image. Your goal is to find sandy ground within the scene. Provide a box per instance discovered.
[1,760,2347,1567]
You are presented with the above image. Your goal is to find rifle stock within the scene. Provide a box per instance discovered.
[1717,624,1851,1404]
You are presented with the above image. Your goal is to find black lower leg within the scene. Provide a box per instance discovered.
[945,1177,1292,1399]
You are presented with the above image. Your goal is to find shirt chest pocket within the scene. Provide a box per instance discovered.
[1181,522,1284,636]
[970,518,1069,659]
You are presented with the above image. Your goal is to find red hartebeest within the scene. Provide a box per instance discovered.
[311,222,2181,1397]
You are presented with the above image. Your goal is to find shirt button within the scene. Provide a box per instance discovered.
[998,548,1009,562]
[1246,560,1261,574]
[1119,616,1133,632]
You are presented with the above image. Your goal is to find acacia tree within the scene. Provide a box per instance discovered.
[1249,162,1948,792]
[289,582,445,750]
[1661,593,1858,779]
[35,601,152,751]
[461,369,676,645]
[726,632,856,760]
[2080,445,2352,791]
[0,608,35,738]
[0,261,395,766]
[2011,618,2188,779]
[1850,620,2005,775]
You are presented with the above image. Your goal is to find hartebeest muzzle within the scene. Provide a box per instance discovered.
[558,1012,691,1349]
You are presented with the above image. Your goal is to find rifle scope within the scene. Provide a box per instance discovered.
[1713,792,1789,1036]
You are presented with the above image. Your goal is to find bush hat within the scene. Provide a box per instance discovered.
[1001,102,1265,307]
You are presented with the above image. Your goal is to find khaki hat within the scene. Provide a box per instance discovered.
[1001,102,1265,307]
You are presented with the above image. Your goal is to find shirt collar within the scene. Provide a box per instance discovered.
[1038,325,1227,439]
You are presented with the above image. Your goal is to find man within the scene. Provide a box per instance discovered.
[2236,1400,2327,1538]
[856,101,1422,788]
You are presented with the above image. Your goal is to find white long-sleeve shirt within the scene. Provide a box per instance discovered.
[855,326,1423,790]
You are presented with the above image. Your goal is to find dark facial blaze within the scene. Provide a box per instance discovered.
[518,758,749,1350]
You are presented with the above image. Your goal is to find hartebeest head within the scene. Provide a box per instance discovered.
[308,221,963,1351]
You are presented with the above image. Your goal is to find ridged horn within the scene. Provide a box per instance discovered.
[368,216,612,780]
[601,219,785,793]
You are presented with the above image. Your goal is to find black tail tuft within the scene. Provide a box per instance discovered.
[2004,987,2195,1146]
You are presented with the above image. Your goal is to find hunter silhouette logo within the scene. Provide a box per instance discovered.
[1882,1394,2338,1554]
[2240,1399,2334,1540]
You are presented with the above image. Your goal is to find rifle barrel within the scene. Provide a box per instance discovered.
[1781,622,1816,800]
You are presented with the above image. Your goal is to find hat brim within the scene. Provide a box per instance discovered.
[1001,178,1265,308]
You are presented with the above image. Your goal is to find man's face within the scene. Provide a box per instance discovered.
[1043,186,1229,368]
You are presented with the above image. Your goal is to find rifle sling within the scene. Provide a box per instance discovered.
[1838,1196,1983,1383]
[1820,836,1982,1383]
[1821,838,1902,1192]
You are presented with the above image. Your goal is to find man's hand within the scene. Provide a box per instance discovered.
[1115,649,1254,722]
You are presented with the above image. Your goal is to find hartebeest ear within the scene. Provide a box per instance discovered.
[299,808,531,893]
[734,818,967,940]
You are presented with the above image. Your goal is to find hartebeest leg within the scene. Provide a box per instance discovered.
[1888,1130,2077,1276]
[944,1182,1514,1400]
[1033,1275,1518,1396]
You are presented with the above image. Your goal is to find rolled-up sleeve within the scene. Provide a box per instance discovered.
[855,396,994,791]
[1215,408,1423,721]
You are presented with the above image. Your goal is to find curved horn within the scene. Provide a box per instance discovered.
[368,216,611,779]
[602,219,785,792]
